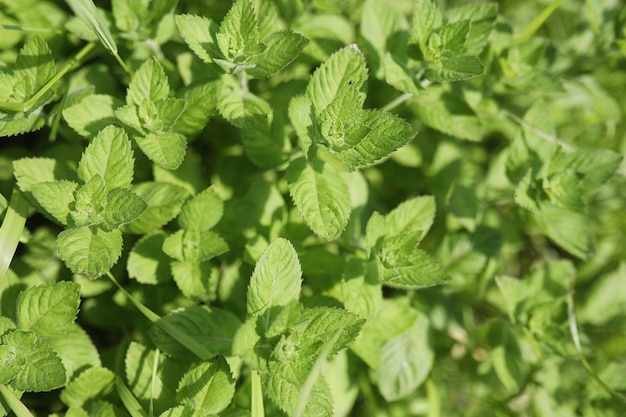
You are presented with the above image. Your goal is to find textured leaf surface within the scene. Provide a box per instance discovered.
[126,182,189,234]
[60,367,115,408]
[246,238,302,327]
[286,156,351,241]
[101,188,147,231]
[248,30,309,78]
[57,227,123,278]
[126,58,170,107]
[178,187,223,231]
[135,132,187,170]
[16,282,80,337]
[380,247,449,289]
[175,14,221,63]
[63,94,121,138]
[31,181,78,226]
[176,356,235,415]
[127,232,170,285]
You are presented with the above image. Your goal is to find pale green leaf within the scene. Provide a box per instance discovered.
[445,3,497,55]
[307,45,368,114]
[218,85,271,129]
[175,14,221,64]
[125,182,189,234]
[127,58,169,107]
[162,229,229,262]
[101,188,147,231]
[46,324,102,380]
[216,0,259,60]
[247,30,309,79]
[380,246,449,289]
[383,195,436,246]
[65,0,118,54]
[176,356,235,414]
[488,320,527,392]
[246,238,302,328]
[63,94,122,138]
[127,232,170,285]
[78,125,135,190]
[16,282,79,337]
[331,109,416,170]
[288,95,316,154]
[410,0,442,46]
[535,202,592,260]
[296,307,365,358]
[158,406,204,417]
[170,260,213,300]
[241,122,289,168]
[426,55,485,82]
[173,80,222,137]
[150,306,241,360]
[31,180,78,226]
[135,132,187,170]
[57,227,123,278]
[265,364,332,417]
[0,330,66,392]
[341,257,382,319]
[178,187,223,231]
[377,313,433,401]
[0,113,46,137]
[70,176,107,227]
[286,156,351,241]
[125,342,185,413]
[60,367,115,408]
[13,35,55,94]
[383,53,421,95]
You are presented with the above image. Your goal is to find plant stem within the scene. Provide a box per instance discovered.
[116,377,149,417]
[515,0,562,44]
[0,189,29,281]
[381,93,413,112]
[251,370,265,417]
[0,385,34,417]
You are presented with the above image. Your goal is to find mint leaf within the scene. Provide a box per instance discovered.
[218,80,271,129]
[101,188,147,231]
[175,14,221,64]
[247,30,309,79]
[426,54,485,82]
[288,95,316,154]
[63,94,122,138]
[307,45,368,114]
[14,35,55,98]
[31,181,78,226]
[380,246,449,289]
[265,365,332,417]
[173,80,222,137]
[534,202,592,260]
[178,187,223,231]
[176,356,235,415]
[341,256,382,318]
[127,232,170,285]
[286,156,351,241]
[126,58,170,107]
[377,313,433,401]
[150,306,241,360]
[60,367,115,408]
[45,324,101,381]
[0,330,66,392]
[162,229,229,262]
[410,0,442,47]
[78,126,135,190]
[216,0,259,61]
[125,342,185,413]
[445,3,497,55]
[16,282,80,337]
[126,182,189,234]
[135,132,187,170]
[70,176,107,228]
[246,238,302,326]
[57,227,123,278]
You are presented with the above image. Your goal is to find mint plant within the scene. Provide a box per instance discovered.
[1,0,626,416]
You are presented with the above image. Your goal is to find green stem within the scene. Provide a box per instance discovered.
[0,42,96,112]
[567,274,626,404]
[381,93,413,112]
[116,377,149,417]
[251,370,265,417]
[0,189,29,281]
[0,385,34,417]
[106,271,214,361]
[515,0,562,44]
[0,24,62,33]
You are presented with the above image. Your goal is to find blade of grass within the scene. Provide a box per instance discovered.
[106,271,214,361]
[64,0,130,74]
[515,0,562,44]
[116,377,150,417]
[0,385,34,417]
[251,370,265,417]
[0,189,29,281]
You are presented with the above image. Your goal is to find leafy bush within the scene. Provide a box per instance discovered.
[1,0,625,416]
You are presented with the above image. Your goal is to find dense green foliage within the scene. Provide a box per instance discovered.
[1,0,626,416]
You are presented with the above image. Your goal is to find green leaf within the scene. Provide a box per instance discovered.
[127,232,170,285]
[46,324,102,380]
[13,35,55,95]
[150,306,241,360]
[101,188,147,231]
[286,156,351,241]
[175,14,221,64]
[0,330,66,392]
[445,3,497,55]
[135,132,187,170]
[488,320,528,392]
[247,30,309,79]
[125,342,185,414]
[176,356,235,415]
[63,94,122,138]
[218,82,271,129]
[78,125,135,190]
[246,238,302,328]
[264,364,332,417]
[126,58,169,107]
[341,256,382,319]
[173,80,222,137]
[534,202,592,260]
[295,307,365,358]
[170,260,214,300]
[288,95,316,155]
[241,121,290,169]
[330,110,417,170]
[379,246,449,289]
[0,112,46,137]
[57,227,123,278]
[31,180,78,226]
[410,0,442,46]
[70,176,107,228]
[307,45,368,114]
[216,0,259,60]
[178,187,223,231]
[65,0,119,54]
[16,282,80,337]
[125,182,189,234]
[377,313,433,401]
[382,53,421,95]
[60,367,115,408]
[426,55,485,82]
[162,229,229,262]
